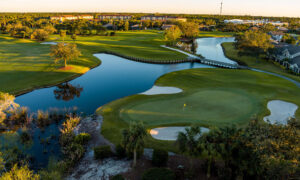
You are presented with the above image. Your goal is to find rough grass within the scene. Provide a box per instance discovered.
[222,42,300,83]
[199,31,235,38]
[97,68,300,152]
[0,31,187,95]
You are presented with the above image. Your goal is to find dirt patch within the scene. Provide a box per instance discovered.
[59,66,73,71]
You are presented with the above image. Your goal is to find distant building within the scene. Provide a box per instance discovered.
[103,23,117,30]
[98,15,132,20]
[224,19,289,27]
[50,15,94,21]
[269,31,285,42]
[141,16,187,22]
[131,24,141,30]
[161,24,175,30]
[78,15,94,20]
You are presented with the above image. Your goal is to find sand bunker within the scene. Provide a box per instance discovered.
[140,86,182,95]
[264,100,298,125]
[41,42,58,45]
[150,127,210,141]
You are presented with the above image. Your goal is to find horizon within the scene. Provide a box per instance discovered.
[0,0,299,18]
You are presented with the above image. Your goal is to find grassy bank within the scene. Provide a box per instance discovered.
[222,42,300,82]
[199,31,235,38]
[0,31,187,95]
[97,68,300,152]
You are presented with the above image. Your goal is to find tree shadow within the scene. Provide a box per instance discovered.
[53,83,83,101]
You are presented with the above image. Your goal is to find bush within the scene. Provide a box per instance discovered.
[20,131,32,144]
[110,32,116,36]
[74,133,91,145]
[115,144,126,159]
[142,168,175,180]
[111,174,125,180]
[94,146,113,160]
[152,149,168,167]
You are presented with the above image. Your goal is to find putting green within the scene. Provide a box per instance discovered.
[120,89,260,127]
[98,68,300,151]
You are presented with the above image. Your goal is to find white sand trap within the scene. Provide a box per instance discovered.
[264,100,298,125]
[140,85,182,95]
[150,127,210,141]
[41,42,58,45]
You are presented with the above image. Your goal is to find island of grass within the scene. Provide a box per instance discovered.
[222,42,300,83]
[0,31,188,95]
[97,68,300,152]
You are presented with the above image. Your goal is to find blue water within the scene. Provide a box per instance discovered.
[15,54,212,114]
[196,37,237,65]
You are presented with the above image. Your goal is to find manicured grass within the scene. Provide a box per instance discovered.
[97,68,300,152]
[199,31,235,38]
[222,42,300,82]
[0,31,187,95]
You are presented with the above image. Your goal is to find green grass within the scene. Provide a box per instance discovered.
[222,42,300,82]
[199,31,235,38]
[0,31,187,95]
[97,68,300,152]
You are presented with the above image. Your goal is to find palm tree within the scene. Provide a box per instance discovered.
[122,122,147,167]
[176,125,202,156]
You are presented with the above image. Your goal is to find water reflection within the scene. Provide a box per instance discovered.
[54,83,83,101]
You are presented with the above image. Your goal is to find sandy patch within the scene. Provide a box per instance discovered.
[140,86,182,95]
[150,127,210,141]
[41,42,58,45]
[264,100,298,125]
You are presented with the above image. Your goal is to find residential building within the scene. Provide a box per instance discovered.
[98,15,132,20]
[224,19,289,27]
[161,24,175,30]
[78,15,94,20]
[269,31,284,42]
[50,15,94,21]
[141,16,187,22]
[270,44,300,74]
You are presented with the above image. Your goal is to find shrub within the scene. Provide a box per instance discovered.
[152,149,168,167]
[115,144,126,159]
[74,133,91,145]
[142,168,175,180]
[94,146,113,160]
[37,110,50,127]
[30,29,49,41]
[111,174,125,180]
[110,32,116,36]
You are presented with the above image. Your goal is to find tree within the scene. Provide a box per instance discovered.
[176,126,202,156]
[178,22,199,39]
[164,26,182,46]
[0,164,40,180]
[30,29,49,41]
[71,34,77,41]
[122,122,147,167]
[124,21,129,31]
[50,43,81,67]
[235,30,274,53]
[43,24,57,35]
[60,30,67,42]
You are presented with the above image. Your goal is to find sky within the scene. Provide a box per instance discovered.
[0,0,299,17]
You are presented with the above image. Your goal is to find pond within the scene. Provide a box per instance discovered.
[196,37,237,65]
